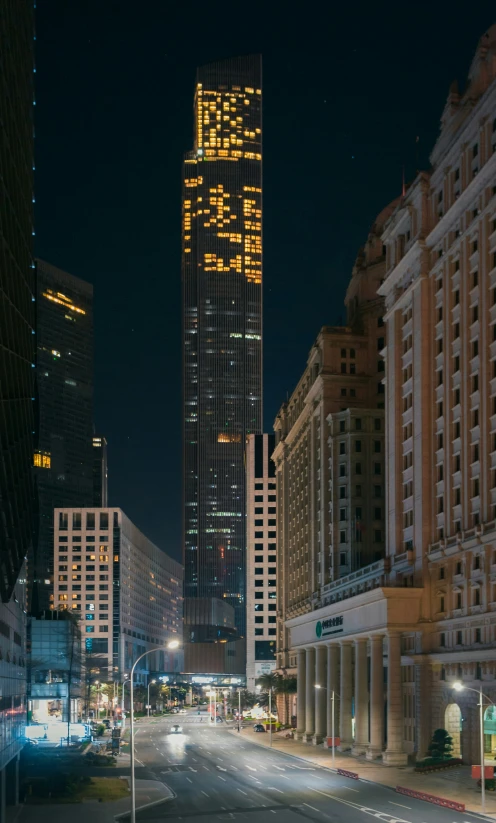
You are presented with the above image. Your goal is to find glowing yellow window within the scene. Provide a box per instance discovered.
[100,555,109,562]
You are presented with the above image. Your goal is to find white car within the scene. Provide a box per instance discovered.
[178,708,187,714]
[170,724,183,734]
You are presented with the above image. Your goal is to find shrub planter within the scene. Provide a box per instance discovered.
[414,758,463,773]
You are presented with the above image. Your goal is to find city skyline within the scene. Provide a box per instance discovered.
[33,2,496,558]
[182,56,263,636]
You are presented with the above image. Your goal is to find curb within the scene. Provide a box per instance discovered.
[114,782,176,820]
[226,728,494,820]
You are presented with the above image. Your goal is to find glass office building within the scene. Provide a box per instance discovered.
[34,260,94,611]
[182,56,263,637]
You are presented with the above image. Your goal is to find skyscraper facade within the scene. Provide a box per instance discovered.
[0,1,35,603]
[34,260,94,611]
[92,435,108,507]
[246,433,277,691]
[182,56,263,637]
[0,0,35,808]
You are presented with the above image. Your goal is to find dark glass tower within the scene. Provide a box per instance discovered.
[34,260,94,611]
[0,1,35,602]
[182,56,263,638]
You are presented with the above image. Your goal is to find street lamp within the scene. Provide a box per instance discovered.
[238,688,241,733]
[130,640,180,823]
[147,679,156,718]
[315,684,339,768]
[452,681,495,814]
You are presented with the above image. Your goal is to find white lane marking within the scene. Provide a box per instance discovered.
[245,765,257,771]
[314,776,324,780]
[341,786,359,792]
[237,789,247,795]
[303,805,320,812]
[186,777,192,783]
[230,765,238,770]
[217,766,227,771]
[201,790,209,797]
[388,802,411,810]
[191,757,197,762]
[217,757,224,761]
[274,766,285,771]
[218,776,226,781]
[279,776,290,780]
[308,788,411,823]
[248,775,261,782]
[268,787,283,793]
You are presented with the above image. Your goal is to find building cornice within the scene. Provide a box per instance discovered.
[285,586,424,629]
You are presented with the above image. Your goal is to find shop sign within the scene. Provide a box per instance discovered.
[315,615,344,639]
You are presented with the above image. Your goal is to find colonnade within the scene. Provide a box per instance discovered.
[295,632,407,765]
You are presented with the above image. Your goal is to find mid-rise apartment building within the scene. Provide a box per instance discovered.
[53,508,183,684]
[278,26,496,767]
[246,434,277,691]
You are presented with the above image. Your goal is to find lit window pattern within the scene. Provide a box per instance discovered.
[43,288,86,315]
[182,56,262,637]
[33,451,51,468]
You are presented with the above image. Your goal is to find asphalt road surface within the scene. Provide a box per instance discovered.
[132,710,484,823]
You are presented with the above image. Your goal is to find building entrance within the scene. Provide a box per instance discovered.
[444,703,462,758]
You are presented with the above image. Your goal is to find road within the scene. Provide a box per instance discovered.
[132,710,484,823]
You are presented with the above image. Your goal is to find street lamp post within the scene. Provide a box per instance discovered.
[238,688,241,733]
[130,640,179,823]
[147,679,156,719]
[269,687,273,748]
[453,681,494,814]
[315,684,338,768]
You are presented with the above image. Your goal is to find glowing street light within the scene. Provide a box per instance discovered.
[453,681,495,814]
[130,640,180,823]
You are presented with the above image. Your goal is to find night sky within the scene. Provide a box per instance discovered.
[34,1,495,562]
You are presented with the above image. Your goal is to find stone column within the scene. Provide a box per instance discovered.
[415,659,432,760]
[296,648,306,740]
[367,634,384,760]
[304,647,316,741]
[313,646,327,744]
[326,644,340,742]
[383,631,408,765]
[339,641,352,750]
[352,638,369,755]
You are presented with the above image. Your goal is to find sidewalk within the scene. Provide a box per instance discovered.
[231,728,496,819]
[6,776,173,823]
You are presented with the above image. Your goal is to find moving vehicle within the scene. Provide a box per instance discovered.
[170,724,182,734]
[179,708,187,714]
[253,724,266,733]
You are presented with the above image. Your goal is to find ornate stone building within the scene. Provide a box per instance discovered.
[275,26,496,765]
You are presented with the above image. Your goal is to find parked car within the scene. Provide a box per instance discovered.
[253,724,265,733]
[179,708,187,714]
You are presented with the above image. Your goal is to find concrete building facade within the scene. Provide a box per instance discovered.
[273,202,396,700]
[246,434,277,691]
[278,26,496,766]
[53,508,183,684]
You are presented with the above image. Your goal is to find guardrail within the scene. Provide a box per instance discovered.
[396,785,465,812]
[337,768,359,780]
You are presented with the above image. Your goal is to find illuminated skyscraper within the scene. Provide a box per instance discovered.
[182,56,263,638]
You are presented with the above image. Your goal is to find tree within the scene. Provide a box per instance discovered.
[428,728,453,760]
